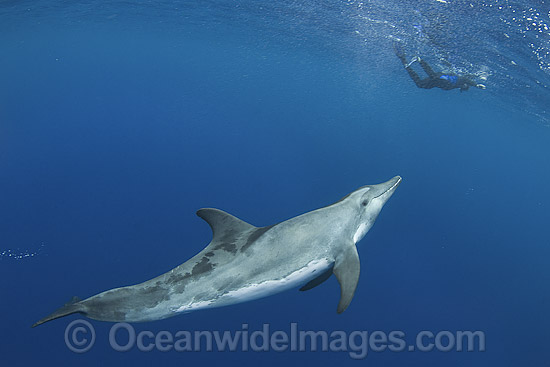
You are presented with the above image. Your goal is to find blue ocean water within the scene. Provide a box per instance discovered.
[1,0,549,365]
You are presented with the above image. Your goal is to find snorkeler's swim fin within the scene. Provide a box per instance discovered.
[405,56,420,68]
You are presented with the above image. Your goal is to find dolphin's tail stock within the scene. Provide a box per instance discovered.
[32,296,85,327]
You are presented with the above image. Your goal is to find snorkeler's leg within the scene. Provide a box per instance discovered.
[394,43,408,65]
[404,67,425,88]
[419,59,437,78]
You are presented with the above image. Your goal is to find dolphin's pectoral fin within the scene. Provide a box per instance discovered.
[196,208,256,242]
[299,265,334,291]
[333,244,360,314]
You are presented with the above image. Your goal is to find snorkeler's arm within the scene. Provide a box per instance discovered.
[463,76,485,89]
[462,78,486,89]
[394,42,408,65]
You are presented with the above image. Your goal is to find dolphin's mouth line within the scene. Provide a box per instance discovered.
[374,177,402,198]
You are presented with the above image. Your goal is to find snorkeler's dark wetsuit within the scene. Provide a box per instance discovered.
[395,47,484,92]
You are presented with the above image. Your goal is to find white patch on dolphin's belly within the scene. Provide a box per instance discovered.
[171,300,214,313]
[353,223,368,244]
[222,259,332,302]
[172,258,332,313]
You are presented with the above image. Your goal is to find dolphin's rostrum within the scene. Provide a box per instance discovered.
[32,176,401,327]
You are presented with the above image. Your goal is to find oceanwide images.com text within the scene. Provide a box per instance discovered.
[65,320,485,359]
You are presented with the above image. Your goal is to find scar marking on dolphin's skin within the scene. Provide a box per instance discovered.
[192,256,214,276]
[213,242,237,253]
[211,229,239,253]
[241,225,275,252]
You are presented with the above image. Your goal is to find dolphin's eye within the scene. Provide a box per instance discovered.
[361,200,368,207]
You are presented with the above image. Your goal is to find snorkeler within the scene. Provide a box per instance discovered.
[395,45,486,92]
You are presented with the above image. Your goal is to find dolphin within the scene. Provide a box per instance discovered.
[32,176,401,327]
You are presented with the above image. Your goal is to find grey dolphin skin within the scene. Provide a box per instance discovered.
[33,176,401,327]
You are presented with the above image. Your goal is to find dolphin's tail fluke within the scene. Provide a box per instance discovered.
[32,296,85,327]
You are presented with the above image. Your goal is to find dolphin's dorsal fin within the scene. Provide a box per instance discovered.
[196,208,256,243]
[66,296,81,305]
[333,244,360,313]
